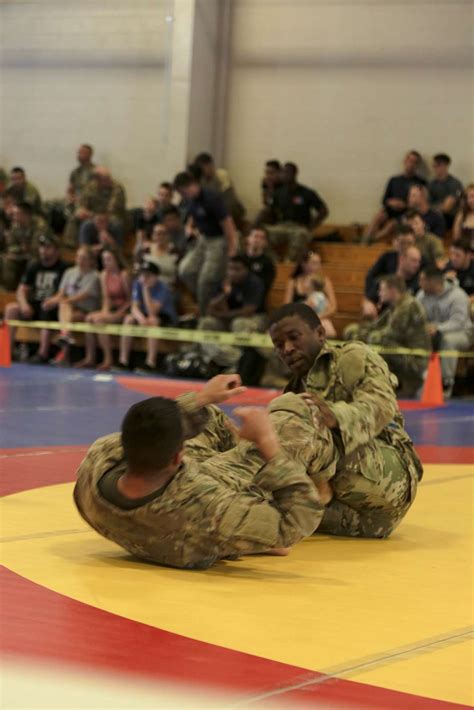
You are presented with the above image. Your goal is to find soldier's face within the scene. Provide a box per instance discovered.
[270,316,325,377]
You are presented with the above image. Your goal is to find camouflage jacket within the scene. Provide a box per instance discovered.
[284,341,423,484]
[74,392,334,569]
[70,164,95,198]
[6,181,42,214]
[365,295,431,351]
[78,180,127,222]
[2,216,47,260]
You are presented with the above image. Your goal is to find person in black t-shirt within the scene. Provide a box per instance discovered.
[362,150,427,243]
[444,239,474,298]
[174,171,238,315]
[4,234,68,363]
[265,162,329,261]
[407,185,446,238]
[242,228,276,300]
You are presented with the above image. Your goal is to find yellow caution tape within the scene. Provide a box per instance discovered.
[5,319,474,358]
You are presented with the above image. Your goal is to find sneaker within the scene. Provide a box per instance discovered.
[56,334,75,348]
[49,349,69,367]
[111,362,130,373]
[133,364,156,375]
[29,353,49,365]
[13,343,29,363]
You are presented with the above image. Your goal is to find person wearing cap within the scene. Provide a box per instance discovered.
[117,260,177,373]
[0,201,48,290]
[4,234,68,363]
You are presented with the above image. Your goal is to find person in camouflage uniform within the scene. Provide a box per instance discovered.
[74,375,337,569]
[69,144,96,200]
[0,202,48,290]
[268,302,423,539]
[6,167,42,214]
[344,275,431,396]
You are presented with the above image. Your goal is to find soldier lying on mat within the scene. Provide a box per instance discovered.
[74,374,337,569]
[268,303,423,539]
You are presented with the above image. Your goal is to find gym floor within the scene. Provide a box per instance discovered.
[1,365,473,709]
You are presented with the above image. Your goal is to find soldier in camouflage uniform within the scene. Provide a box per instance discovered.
[74,375,337,569]
[344,275,431,396]
[269,302,423,539]
[0,202,47,290]
[69,144,96,200]
[6,167,42,214]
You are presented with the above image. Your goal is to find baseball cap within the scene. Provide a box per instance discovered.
[139,260,161,276]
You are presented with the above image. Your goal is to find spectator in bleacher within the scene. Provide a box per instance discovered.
[429,154,463,229]
[261,160,283,208]
[403,209,445,267]
[6,167,42,215]
[75,248,131,371]
[0,202,47,291]
[365,245,422,319]
[407,185,446,238]
[453,184,474,245]
[174,171,238,315]
[68,144,95,203]
[154,182,174,220]
[145,225,178,292]
[4,235,68,364]
[79,212,122,256]
[284,250,337,337]
[242,227,276,299]
[192,153,245,228]
[345,275,430,396]
[444,239,474,299]
[417,267,473,398]
[65,166,127,247]
[117,261,177,373]
[362,150,426,243]
[265,162,329,262]
[364,225,418,315]
[0,167,7,213]
[132,197,161,246]
[47,246,101,366]
[161,205,187,257]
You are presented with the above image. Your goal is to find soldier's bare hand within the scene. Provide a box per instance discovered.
[233,407,280,461]
[301,393,338,429]
[198,374,246,406]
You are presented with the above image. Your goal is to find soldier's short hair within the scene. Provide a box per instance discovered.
[433,153,451,165]
[174,171,196,190]
[268,303,322,330]
[380,275,407,293]
[451,238,471,254]
[121,397,184,473]
[421,266,444,282]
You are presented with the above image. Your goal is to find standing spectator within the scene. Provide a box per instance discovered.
[161,205,187,256]
[417,267,473,398]
[345,275,430,396]
[192,152,245,228]
[79,212,122,256]
[0,202,47,290]
[429,154,463,229]
[6,167,42,214]
[284,251,337,337]
[75,249,131,370]
[117,261,177,373]
[265,162,329,261]
[407,185,446,238]
[453,184,474,245]
[403,209,445,266]
[242,228,276,300]
[174,171,238,315]
[0,167,8,212]
[261,160,283,209]
[69,144,95,203]
[4,235,68,364]
[444,239,474,299]
[362,150,427,243]
[47,246,101,365]
[154,182,174,220]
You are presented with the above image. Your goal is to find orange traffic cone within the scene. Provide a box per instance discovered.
[420,353,443,406]
[0,322,12,368]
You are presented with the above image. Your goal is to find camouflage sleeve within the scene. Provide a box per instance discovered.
[213,451,324,552]
[327,346,398,455]
[75,433,122,480]
[176,393,237,455]
[109,185,126,217]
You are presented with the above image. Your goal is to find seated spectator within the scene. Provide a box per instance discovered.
[161,205,187,256]
[265,162,329,262]
[192,152,245,228]
[407,184,446,238]
[117,261,177,373]
[146,226,178,291]
[79,212,122,255]
[261,160,283,209]
[242,227,276,300]
[403,209,445,266]
[65,166,127,247]
[4,235,68,364]
[6,167,42,214]
[345,275,431,396]
[75,249,131,370]
[428,153,463,229]
[174,171,238,315]
[68,144,95,204]
[453,184,474,245]
[284,250,337,337]
[47,246,101,366]
[364,225,419,314]
[0,167,7,212]
[132,197,161,245]
[443,239,474,299]
[198,255,266,371]
[417,267,473,398]
[362,150,426,243]
[154,182,174,220]
[0,202,47,290]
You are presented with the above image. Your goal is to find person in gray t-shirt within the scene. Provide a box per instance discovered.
[429,154,463,228]
[46,246,101,365]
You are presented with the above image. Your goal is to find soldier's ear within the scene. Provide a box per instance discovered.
[172,449,184,467]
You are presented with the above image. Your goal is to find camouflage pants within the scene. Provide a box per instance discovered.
[0,256,27,291]
[265,222,310,261]
[178,237,227,315]
[197,314,267,370]
[317,441,415,539]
